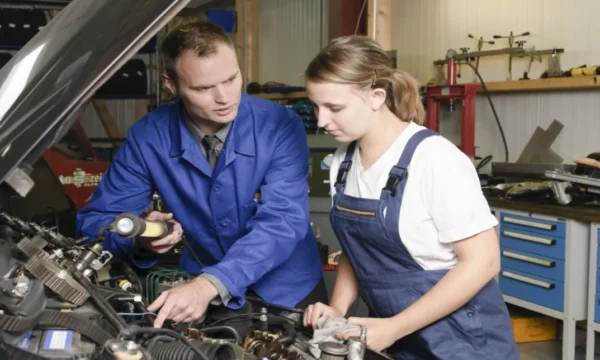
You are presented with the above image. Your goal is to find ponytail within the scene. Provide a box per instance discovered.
[387,70,426,125]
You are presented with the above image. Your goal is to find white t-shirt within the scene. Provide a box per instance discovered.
[329,122,498,270]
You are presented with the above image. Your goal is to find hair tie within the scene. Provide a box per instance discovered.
[372,69,377,87]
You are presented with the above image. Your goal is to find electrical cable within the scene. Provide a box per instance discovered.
[146,335,174,353]
[245,294,305,314]
[462,61,509,162]
[354,0,367,35]
[182,235,205,268]
[104,291,133,302]
[206,312,302,327]
[117,312,156,316]
[476,155,493,173]
[94,224,112,245]
[119,326,211,360]
[73,271,128,331]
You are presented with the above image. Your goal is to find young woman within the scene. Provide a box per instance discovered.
[302,35,518,359]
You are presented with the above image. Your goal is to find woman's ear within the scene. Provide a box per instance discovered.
[369,87,387,111]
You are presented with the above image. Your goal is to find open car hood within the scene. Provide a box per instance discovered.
[0,0,197,203]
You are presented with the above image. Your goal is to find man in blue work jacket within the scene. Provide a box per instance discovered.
[76,21,326,328]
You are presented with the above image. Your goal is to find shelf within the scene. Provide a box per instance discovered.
[252,77,600,101]
[252,92,308,100]
[475,76,600,93]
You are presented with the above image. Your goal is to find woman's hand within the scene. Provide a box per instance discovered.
[303,302,344,329]
[334,317,402,353]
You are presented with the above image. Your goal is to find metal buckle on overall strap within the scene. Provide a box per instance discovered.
[384,165,407,196]
[336,160,352,186]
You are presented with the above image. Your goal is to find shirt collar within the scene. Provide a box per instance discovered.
[181,102,232,144]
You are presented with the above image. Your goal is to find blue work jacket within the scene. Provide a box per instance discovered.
[76,94,323,309]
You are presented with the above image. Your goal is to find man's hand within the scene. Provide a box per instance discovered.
[147,277,219,328]
[334,317,401,353]
[135,211,183,254]
[303,302,344,329]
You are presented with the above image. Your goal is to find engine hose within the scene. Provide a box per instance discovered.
[150,339,237,360]
[267,315,296,346]
[275,320,296,346]
[198,325,241,345]
[119,326,211,360]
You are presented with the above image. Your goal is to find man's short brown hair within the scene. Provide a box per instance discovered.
[160,20,234,83]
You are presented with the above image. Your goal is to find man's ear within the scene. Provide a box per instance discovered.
[369,87,387,111]
[162,73,178,98]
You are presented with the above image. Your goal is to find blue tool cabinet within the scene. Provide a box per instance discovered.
[491,207,590,360]
[586,224,600,360]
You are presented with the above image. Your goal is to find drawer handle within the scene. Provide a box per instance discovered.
[501,271,555,289]
[502,230,556,246]
[503,216,556,231]
[502,250,556,268]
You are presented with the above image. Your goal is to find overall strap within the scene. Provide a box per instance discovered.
[382,129,438,198]
[334,141,357,195]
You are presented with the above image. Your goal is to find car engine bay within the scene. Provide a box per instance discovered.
[0,211,380,360]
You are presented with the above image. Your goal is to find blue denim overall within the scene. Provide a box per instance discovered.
[330,129,519,359]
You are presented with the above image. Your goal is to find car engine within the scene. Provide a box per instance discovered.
[0,212,378,360]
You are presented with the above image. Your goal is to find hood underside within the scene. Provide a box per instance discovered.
[0,0,200,202]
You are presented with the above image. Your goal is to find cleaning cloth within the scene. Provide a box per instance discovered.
[308,316,361,358]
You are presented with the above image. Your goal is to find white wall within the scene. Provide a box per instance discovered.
[257,0,328,86]
[390,0,600,170]
[391,0,600,84]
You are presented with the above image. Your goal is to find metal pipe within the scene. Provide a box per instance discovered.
[447,58,456,86]
[433,47,529,65]
[371,0,377,40]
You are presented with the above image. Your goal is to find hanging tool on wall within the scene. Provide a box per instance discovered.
[457,47,472,79]
[468,34,495,77]
[493,31,530,48]
[511,46,565,79]
[520,54,542,80]
[493,31,530,80]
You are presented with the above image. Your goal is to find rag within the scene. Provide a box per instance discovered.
[308,317,361,358]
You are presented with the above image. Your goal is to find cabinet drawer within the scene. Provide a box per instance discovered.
[597,229,600,269]
[501,248,564,282]
[500,212,566,238]
[499,269,564,312]
[597,240,600,269]
[594,291,600,323]
[500,229,565,260]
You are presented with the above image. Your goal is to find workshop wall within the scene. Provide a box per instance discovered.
[80,0,327,140]
[391,0,600,84]
[448,91,600,173]
[257,0,329,86]
[80,100,142,142]
[390,0,600,171]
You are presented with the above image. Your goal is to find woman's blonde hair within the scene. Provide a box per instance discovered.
[305,35,425,125]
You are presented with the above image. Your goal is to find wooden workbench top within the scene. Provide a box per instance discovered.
[487,196,600,223]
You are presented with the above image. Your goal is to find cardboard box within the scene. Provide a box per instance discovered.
[509,306,557,343]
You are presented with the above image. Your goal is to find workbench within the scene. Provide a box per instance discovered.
[488,196,600,360]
